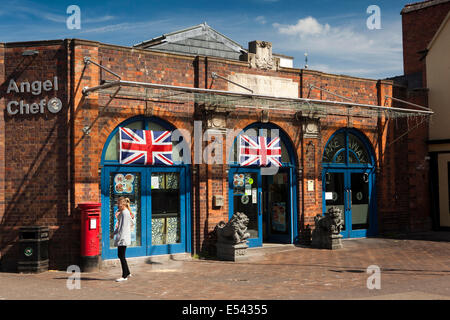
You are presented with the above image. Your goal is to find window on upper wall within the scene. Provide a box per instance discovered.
[103,118,184,163]
[104,120,144,161]
[322,130,372,165]
[229,126,292,165]
[348,133,370,164]
[323,132,346,164]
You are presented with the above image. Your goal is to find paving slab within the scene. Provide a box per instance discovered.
[0,234,449,300]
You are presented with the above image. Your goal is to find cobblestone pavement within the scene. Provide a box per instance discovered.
[0,233,449,300]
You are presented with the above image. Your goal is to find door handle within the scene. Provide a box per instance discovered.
[259,191,262,215]
[348,190,352,210]
[345,189,349,208]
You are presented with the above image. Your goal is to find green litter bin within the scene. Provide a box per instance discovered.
[18,226,49,273]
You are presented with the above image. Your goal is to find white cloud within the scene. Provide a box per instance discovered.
[255,16,266,25]
[274,16,330,36]
[272,16,403,78]
[273,16,402,56]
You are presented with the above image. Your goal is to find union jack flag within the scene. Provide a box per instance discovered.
[119,127,173,165]
[239,135,282,167]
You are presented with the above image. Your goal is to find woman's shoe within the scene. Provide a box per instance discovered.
[115,277,128,282]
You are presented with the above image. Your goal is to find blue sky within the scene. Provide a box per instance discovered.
[1,0,412,79]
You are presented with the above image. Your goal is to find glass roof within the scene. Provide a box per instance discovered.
[82,80,433,120]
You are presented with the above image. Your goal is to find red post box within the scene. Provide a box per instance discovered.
[79,202,101,272]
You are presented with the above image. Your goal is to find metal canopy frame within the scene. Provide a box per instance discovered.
[80,57,433,119]
[82,79,434,119]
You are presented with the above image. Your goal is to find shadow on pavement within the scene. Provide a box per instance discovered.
[53,277,115,281]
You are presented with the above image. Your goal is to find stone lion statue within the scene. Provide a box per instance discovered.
[314,206,344,235]
[312,206,344,249]
[216,212,250,244]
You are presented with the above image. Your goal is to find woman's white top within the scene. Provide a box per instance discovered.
[114,208,132,247]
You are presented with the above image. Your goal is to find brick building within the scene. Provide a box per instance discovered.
[0,23,433,271]
[397,0,450,230]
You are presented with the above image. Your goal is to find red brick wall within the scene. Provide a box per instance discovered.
[402,1,450,77]
[0,44,5,250]
[0,37,431,270]
[400,89,431,232]
[0,41,73,270]
[397,1,438,232]
[68,41,198,257]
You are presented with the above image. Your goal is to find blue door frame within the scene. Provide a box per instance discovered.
[322,168,376,238]
[262,167,292,244]
[227,122,298,248]
[228,166,297,247]
[321,128,378,238]
[228,167,263,248]
[101,166,147,259]
[100,116,191,260]
[101,165,190,260]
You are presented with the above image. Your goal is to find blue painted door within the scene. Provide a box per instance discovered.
[148,166,187,255]
[101,166,187,259]
[101,166,147,259]
[347,169,373,238]
[228,167,262,248]
[322,168,374,238]
[262,168,292,243]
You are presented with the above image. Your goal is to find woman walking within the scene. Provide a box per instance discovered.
[113,196,135,282]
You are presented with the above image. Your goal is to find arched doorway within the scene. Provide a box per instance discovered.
[322,128,377,238]
[100,116,191,259]
[228,122,298,247]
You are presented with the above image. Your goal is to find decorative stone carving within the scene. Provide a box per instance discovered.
[303,119,320,138]
[247,40,280,71]
[207,113,227,130]
[215,212,250,261]
[311,206,344,249]
[200,105,231,132]
[296,111,322,139]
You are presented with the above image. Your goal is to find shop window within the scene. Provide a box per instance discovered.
[151,172,181,245]
[109,172,142,248]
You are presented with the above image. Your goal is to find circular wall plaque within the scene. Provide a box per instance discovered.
[47,97,63,113]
